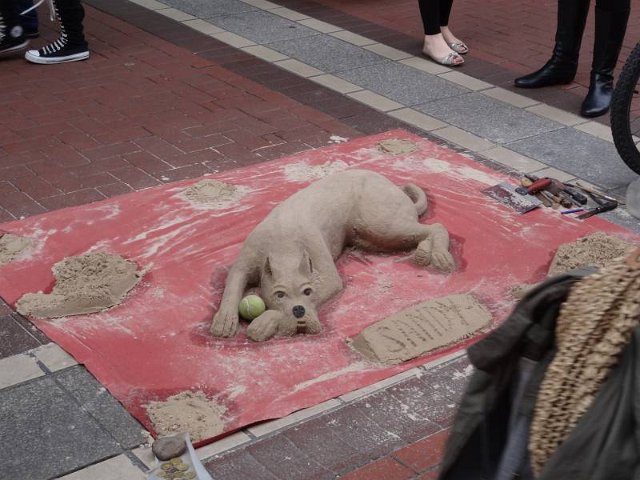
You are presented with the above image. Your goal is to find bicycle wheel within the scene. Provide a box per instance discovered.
[611,41,640,175]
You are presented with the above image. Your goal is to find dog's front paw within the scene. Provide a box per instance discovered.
[247,310,282,342]
[431,249,455,273]
[210,307,240,338]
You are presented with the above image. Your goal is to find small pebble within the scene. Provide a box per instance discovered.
[152,434,187,461]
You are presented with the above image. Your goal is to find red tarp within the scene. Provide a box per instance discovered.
[0,130,636,445]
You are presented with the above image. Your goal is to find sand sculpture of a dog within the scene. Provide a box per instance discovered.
[210,169,455,342]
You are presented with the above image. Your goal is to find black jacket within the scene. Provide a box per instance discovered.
[438,270,640,480]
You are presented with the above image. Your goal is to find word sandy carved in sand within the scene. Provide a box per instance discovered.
[145,391,226,442]
[17,252,143,319]
[0,233,32,266]
[350,294,492,365]
[211,169,455,342]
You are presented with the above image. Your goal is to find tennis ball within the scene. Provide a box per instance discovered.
[238,295,266,321]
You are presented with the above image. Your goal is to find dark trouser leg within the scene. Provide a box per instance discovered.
[55,0,87,48]
[419,0,442,35]
[0,0,21,32]
[0,0,28,54]
[439,0,454,27]
[580,0,631,117]
[18,0,39,37]
[515,0,590,88]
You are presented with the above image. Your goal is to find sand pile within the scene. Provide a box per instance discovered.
[16,252,143,319]
[548,232,636,276]
[350,294,492,365]
[182,179,248,208]
[284,160,348,181]
[377,139,418,155]
[0,233,32,266]
[145,391,226,442]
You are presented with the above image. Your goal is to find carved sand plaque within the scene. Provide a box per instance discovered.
[351,294,492,365]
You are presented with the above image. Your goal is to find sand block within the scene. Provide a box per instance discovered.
[351,294,492,365]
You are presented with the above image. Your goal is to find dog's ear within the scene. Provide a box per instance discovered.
[298,251,313,275]
[263,256,274,279]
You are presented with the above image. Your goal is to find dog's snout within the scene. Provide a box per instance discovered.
[292,305,305,318]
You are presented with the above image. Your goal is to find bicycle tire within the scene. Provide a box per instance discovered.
[611,41,640,175]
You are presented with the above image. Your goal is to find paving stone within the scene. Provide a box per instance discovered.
[58,454,146,480]
[205,449,278,480]
[363,43,412,61]
[337,61,467,107]
[353,387,441,443]
[248,398,342,437]
[247,434,334,479]
[195,431,252,461]
[340,456,416,480]
[0,376,120,480]
[348,90,404,112]
[0,315,41,359]
[298,18,343,33]
[270,7,310,21]
[393,429,450,473]
[32,343,77,372]
[601,207,640,234]
[158,0,257,18]
[416,93,563,144]
[283,416,370,475]
[330,30,377,47]
[267,35,386,74]
[0,352,43,389]
[156,7,196,21]
[209,10,320,44]
[55,366,147,449]
[507,128,638,190]
[387,377,458,428]
[422,358,473,403]
[319,404,405,460]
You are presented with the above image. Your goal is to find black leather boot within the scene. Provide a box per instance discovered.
[515,0,590,88]
[580,3,630,117]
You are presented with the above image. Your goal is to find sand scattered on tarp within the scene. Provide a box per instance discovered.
[377,139,418,155]
[350,294,492,365]
[0,233,32,266]
[284,160,348,181]
[145,391,226,442]
[181,179,248,208]
[16,252,143,318]
[548,232,636,276]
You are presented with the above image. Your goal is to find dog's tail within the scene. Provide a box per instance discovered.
[401,184,427,216]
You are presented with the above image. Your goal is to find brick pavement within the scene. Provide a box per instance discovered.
[0,5,363,223]
[0,0,638,478]
[269,0,640,120]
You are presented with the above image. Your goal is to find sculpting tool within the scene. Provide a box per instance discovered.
[576,201,618,219]
[561,208,585,215]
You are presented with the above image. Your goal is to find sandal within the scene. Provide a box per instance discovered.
[422,49,464,66]
[448,40,469,55]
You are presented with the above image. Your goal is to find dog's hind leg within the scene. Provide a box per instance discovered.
[413,223,455,272]
[359,220,454,272]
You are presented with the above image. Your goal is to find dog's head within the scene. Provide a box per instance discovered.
[260,251,320,333]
